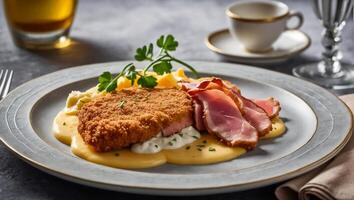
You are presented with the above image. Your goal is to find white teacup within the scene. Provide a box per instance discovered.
[226,0,303,52]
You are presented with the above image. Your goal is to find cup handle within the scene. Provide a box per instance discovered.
[285,11,304,30]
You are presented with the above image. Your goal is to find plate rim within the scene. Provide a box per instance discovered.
[0,61,352,195]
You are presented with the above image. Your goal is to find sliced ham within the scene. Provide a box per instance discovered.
[179,78,241,93]
[187,79,244,111]
[193,89,258,149]
[188,78,272,137]
[180,77,280,149]
[193,100,206,131]
[235,94,272,137]
[252,97,281,118]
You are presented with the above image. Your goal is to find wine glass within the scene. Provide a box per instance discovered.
[293,0,353,89]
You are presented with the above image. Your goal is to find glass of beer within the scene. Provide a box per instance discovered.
[3,0,78,50]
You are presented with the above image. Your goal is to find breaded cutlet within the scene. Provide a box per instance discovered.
[77,88,193,152]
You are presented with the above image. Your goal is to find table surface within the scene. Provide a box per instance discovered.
[1,0,354,199]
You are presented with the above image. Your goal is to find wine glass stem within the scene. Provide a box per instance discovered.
[319,25,344,77]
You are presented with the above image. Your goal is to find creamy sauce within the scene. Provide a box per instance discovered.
[261,117,286,139]
[71,132,167,169]
[53,111,77,145]
[131,126,201,154]
[53,111,286,169]
[164,134,246,165]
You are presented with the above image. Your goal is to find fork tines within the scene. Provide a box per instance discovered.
[0,69,14,99]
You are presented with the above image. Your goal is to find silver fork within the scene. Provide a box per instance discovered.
[0,69,14,100]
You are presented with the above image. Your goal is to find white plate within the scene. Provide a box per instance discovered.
[205,29,311,65]
[0,61,351,196]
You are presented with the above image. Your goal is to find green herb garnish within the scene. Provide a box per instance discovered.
[168,141,173,146]
[63,122,66,126]
[137,75,158,88]
[197,148,202,151]
[97,34,198,92]
[154,144,159,148]
[185,146,191,150]
[118,100,126,108]
[196,144,205,148]
[208,147,216,152]
[192,136,199,139]
[202,140,207,144]
[144,93,151,101]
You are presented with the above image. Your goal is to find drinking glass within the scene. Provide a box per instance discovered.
[3,0,78,50]
[293,0,353,89]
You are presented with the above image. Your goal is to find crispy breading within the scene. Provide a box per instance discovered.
[77,88,193,152]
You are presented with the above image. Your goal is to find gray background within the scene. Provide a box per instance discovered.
[0,0,353,199]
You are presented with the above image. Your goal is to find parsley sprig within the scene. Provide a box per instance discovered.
[98,34,198,92]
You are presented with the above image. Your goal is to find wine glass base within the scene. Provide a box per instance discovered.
[293,63,354,90]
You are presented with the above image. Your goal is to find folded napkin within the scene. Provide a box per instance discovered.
[275,94,354,200]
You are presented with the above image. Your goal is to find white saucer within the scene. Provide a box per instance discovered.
[205,29,311,65]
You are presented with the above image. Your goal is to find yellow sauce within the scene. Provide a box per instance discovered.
[53,111,77,145]
[261,117,286,139]
[53,111,286,169]
[164,134,246,165]
[71,132,167,169]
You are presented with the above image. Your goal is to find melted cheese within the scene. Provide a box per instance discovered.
[53,111,286,169]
